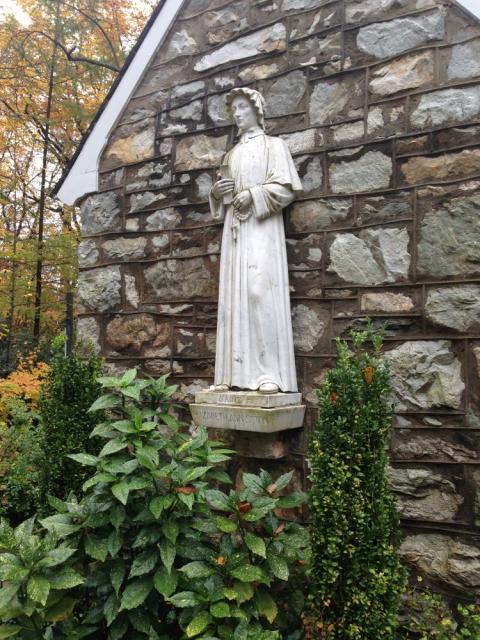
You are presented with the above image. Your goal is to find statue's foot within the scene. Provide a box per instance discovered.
[214,384,230,391]
[258,382,279,394]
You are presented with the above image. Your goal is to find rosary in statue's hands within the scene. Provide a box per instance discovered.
[232,190,252,212]
[212,178,234,200]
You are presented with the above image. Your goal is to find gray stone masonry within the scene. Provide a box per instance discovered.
[77,0,480,598]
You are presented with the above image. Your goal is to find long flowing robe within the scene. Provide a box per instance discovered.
[209,131,302,392]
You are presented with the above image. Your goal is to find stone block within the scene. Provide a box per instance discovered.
[384,340,465,410]
[78,240,99,268]
[287,234,323,270]
[194,23,286,72]
[357,11,444,59]
[401,149,480,185]
[145,208,182,231]
[400,534,480,595]
[345,0,437,25]
[76,317,101,353]
[104,119,155,168]
[361,292,414,313]
[369,51,434,97]
[195,390,302,408]
[102,237,147,261]
[310,73,364,125]
[78,266,121,314]
[233,432,288,460]
[175,134,229,172]
[126,161,171,193]
[328,227,410,285]
[292,303,329,353]
[389,466,463,522]
[357,191,413,225]
[329,150,392,194]
[425,286,480,332]
[144,257,216,300]
[80,191,121,235]
[417,194,480,278]
[191,402,305,433]
[288,198,351,232]
[410,86,480,129]
[289,30,342,68]
[447,39,480,81]
[263,71,307,117]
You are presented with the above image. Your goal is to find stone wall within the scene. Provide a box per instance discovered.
[77,0,480,598]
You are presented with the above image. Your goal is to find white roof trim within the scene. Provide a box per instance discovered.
[456,0,480,19]
[56,0,185,205]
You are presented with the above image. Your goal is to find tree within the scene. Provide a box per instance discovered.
[0,0,156,368]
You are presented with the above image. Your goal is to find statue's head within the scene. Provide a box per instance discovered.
[226,88,265,133]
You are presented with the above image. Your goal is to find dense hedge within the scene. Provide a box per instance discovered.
[307,329,407,639]
[39,341,103,502]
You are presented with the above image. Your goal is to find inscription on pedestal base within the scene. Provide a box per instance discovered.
[190,391,305,433]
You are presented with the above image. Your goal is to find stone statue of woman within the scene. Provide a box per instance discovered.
[209,87,302,395]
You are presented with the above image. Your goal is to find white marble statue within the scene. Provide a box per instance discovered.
[209,87,302,394]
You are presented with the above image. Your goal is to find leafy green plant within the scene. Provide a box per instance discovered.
[38,369,309,639]
[0,517,83,639]
[38,338,103,503]
[402,585,480,639]
[307,328,407,639]
[0,398,43,523]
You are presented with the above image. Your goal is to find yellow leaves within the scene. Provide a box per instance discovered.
[0,352,49,421]
[363,366,374,384]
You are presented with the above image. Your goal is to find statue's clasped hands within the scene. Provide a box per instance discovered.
[212,178,234,200]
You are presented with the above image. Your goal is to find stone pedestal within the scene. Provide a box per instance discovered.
[190,390,305,433]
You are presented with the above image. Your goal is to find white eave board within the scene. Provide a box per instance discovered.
[56,0,184,205]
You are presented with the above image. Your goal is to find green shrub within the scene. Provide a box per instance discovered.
[0,399,43,523]
[307,328,407,640]
[0,516,83,639]
[39,340,103,503]
[37,369,309,639]
[402,586,480,639]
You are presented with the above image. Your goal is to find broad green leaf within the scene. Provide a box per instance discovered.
[255,589,278,624]
[205,490,230,511]
[111,559,126,596]
[230,564,266,584]
[210,601,230,619]
[244,532,266,558]
[232,581,254,604]
[242,497,277,522]
[168,591,200,608]
[215,516,237,533]
[39,514,81,537]
[108,529,123,557]
[179,561,215,579]
[121,386,141,401]
[269,471,294,493]
[27,575,50,606]
[110,505,126,530]
[153,567,178,598]
[267,552,289,581]
[49,568,84,589]
[90,422,116,438]
[99,439,128,458]
[0,625,20,638]
[67,453,98,466]
[0,564,28,581]
[149,497,165,519]
[136,445,159,470]
[112,481,130,505]
[110,616,128,640]
[242,473,264,493]
[129,549,158,578]
[0,584,20,610]
[276,492,307,509]
[159,540,176,574]
[185,466,212,482]
[119,578,152,611]
[85,535,109,562]
[121,368,137,385]
[45,596,77,622]
[186,612,211,638]
[88,394,120,413]
[178,492,195,510]
[104,593,120,626]
[162,520,179,544]
[40,546,76,568]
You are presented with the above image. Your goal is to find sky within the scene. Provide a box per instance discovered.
[459,0,480,17]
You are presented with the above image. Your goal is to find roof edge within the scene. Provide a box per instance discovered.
[54,0,185,205]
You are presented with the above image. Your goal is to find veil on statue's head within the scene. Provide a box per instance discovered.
[226,87,266,130]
